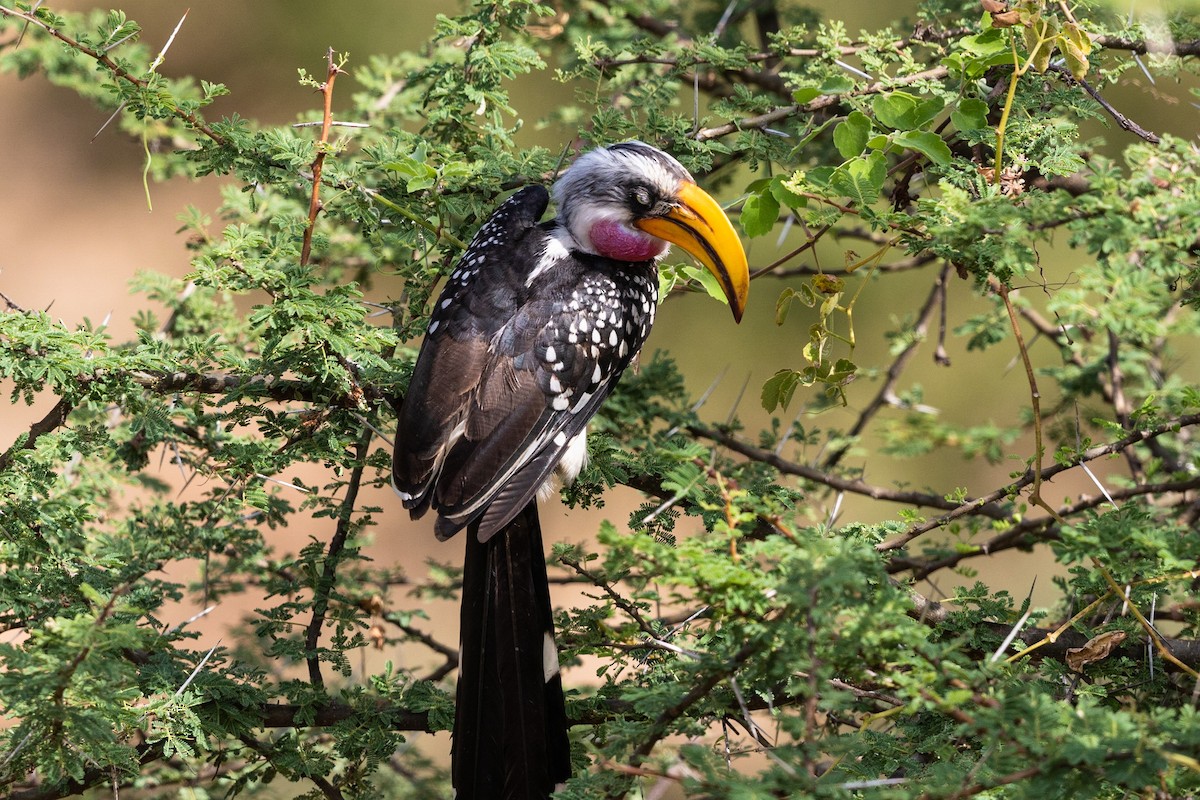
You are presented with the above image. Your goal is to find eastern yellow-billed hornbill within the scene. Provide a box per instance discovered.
[392,141,749,800]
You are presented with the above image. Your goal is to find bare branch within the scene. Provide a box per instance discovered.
[1049,64,1160,143]
[1093,35,1200,57]
[690,423,1013,520]
[822,263,950,470]
[881,412,1200,552]
[897,474,1200,579]
[0,397,73,472]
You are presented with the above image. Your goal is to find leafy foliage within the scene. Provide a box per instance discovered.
[2,0,1200,798]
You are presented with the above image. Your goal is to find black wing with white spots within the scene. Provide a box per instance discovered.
[393,186,659,542]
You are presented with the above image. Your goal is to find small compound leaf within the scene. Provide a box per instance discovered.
[830,151,887,206]
[768,175,806,210]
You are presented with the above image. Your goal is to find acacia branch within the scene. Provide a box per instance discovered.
[1093,35,1200,57]
[821,263,950,470]
[1049,64,1160,143]
[0,397,73,472]
[881,412,1200,552]
[6,743,165,800]
[896,474,1200,579]
[767,252,936,278]
[771,28,974,59]
[304,427,373,689]
[252,594,1200,733]
[132,370,367,405]
[21,585,1198,800]
[689,423,1013,520]
[694,66,949,141]
[239,734,345,800]
[602,638,761,800]
[0,5,228,146]
[589,0,788,98]
[3,365,370,474]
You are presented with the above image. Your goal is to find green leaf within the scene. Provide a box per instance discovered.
[776,288,797,325]
[803,165,836,189]
[959,27,1008,57]
[873,91,944,130]
[776,284,818,327]
[741,190,780,238]
[792,86,821,104]
[768,175,806,211]
[833,111,872,159]
[761,369,803,412]
[811,274,845,295]
[951,97,989,132]
[1024,20,1057,73]
[829,151,887,206]
[1058,22,1093,80]
[819,75,855,95]
[680,265,731,307]
[892,130,953,167]
[827,357,857,383]
[945,42,1018,78]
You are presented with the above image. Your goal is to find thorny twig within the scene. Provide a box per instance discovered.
[997,284,1060,522]
[0,4,228,146]
[1049,64,1160,143]
[301,49,346,268]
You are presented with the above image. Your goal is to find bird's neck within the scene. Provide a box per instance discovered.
[579,219,669,263]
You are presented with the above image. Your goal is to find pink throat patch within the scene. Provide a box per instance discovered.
[589,219,668,263]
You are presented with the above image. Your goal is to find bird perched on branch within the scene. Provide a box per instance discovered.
[393,141,749,800]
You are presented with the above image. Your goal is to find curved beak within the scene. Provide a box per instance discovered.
[634,182,749,323]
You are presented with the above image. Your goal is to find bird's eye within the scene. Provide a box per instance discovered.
[629,185,654,213]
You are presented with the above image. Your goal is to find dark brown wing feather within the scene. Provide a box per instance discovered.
[392,186,551,521]
[392,333,488,518]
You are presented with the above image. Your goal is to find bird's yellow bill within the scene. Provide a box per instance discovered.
[635,181,749,322]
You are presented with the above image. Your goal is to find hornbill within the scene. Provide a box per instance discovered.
[392,141,749,799]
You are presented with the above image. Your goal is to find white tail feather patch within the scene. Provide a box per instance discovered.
[543,631,560,682]
[535,430,589,503]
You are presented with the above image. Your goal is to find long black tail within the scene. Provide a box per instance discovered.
[454,502,571,799]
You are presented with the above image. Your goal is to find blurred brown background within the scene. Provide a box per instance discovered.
[2,0,1197,777]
